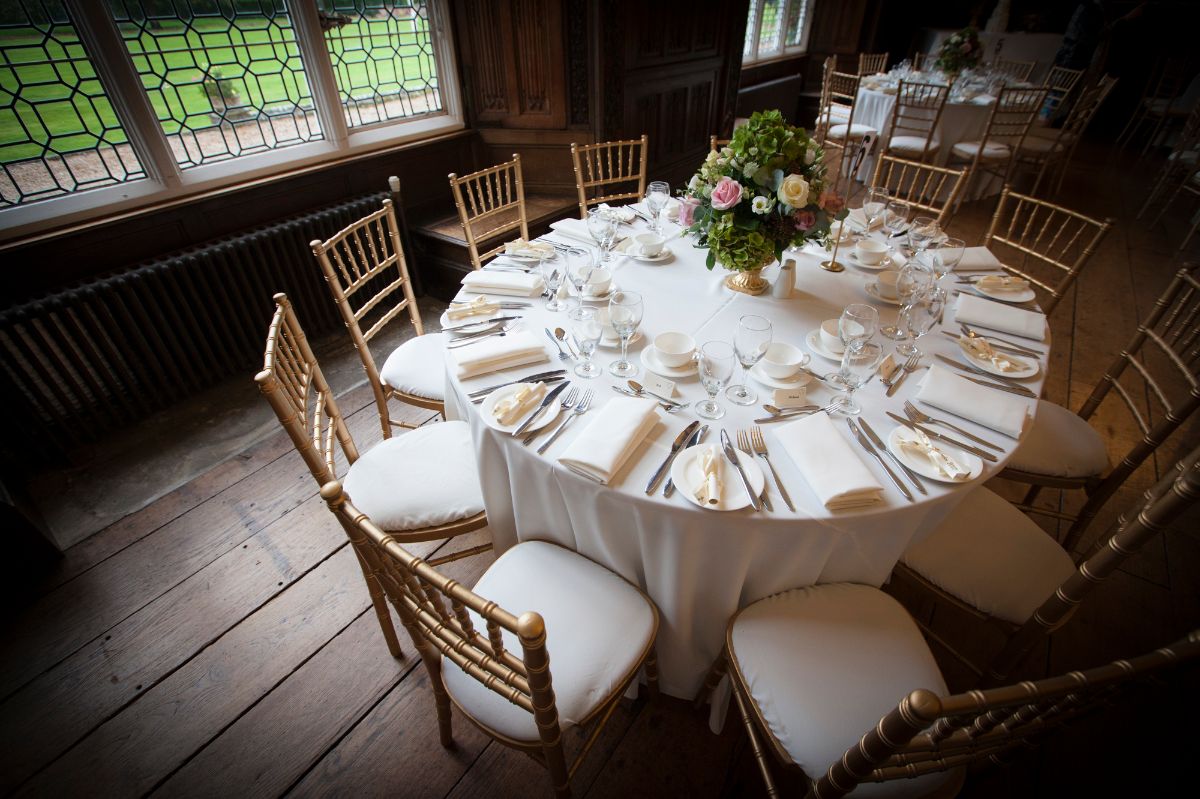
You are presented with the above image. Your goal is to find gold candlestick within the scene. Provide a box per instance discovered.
[821,230,846,272]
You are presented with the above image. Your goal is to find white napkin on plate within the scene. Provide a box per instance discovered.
[558,396,659,484]
[446,296,499,321]
[492,381,547,426]
[896,427,970,480]
[955,246,1002,272]
[694,445,722,506]
[847,207,884,231]
[451,330,549,379]
[460,270,545,297]
[598,203,635,223]
[503,239,555,259]
[774,413,884,510]
[954,294,1047,340]
[915,365,1031,439]
[975,275,1030,292]
[958,336,1025,373]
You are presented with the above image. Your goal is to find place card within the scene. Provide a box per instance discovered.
[641,372,677,398]
[878,353,899,382]
[772,387,808,408]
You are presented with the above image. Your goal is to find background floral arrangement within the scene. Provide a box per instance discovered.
[935,27,983,76]
[680,109,845,273]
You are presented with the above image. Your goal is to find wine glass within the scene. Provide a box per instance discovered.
[607,290,643,378]
[881,261,935,339]
[646,180,670,233]
[833,340,883,416]
[937,237,966,278]
[540,254,563,311]
[883,199,909,254]
[564,249,595,299]
[569,305,603,378]
[587,207,618,263]
[695,340,736,420]
[907,215,940,255]
[858,187,889,240]
[726,314,772,405]
[839,303,879,351]
[896,287,947,358]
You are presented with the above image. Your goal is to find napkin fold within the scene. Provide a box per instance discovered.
[915,365,1031,439]
[958,336,1024,373]
[954,246,1002,272]
[694,445,722,506]
[492,381,547,426]
[558,396,659,484]
[450,330,549,379]
[504,239,555,259]
[897,427,970,480]
[460,270,545,297]
[975,275,1030,292]
[954,294,1047,341]
[774,413,884,510]
[446,296,499,321]
[548,217,596,245]
[598,203,636,223]
[847,207,884,231]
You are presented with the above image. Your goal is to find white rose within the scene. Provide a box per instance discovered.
[803,144,816,165]
[777,174,810,208]
[688,174,701,191]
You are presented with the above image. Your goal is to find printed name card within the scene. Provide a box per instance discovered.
[641,372,677,398]
[878,353,899,382]
[772,387,808,408]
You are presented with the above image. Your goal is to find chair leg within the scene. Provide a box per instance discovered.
[692,650,728,709]
[1021,483,1045,507]
[430,664,456,748]
[643,645,661,699]
[353,546,403,658]
[731,678,780,798]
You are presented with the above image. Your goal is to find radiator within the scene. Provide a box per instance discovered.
[0,192,387,462]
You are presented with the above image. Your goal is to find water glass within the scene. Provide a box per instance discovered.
[897,287,947,358]
[881,262,935,340]
[568,306,603,378]
[540,255,563,311]
[839,303,878,351]
[938,237,966,275]
[834,341,883,416]
[646,180,670,233]
[907,215,940,254]
[608,290,643,378]
[587,208,618,262]
[883,199,909,253]
[696,340,735,420]
[564,249,594,298]
[726,314,772,405]
[859,187,890,240]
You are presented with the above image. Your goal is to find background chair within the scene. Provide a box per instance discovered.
[1018,75,1118,194]
[321,481,659,799]
[709,135,731,152]
[883,80,950,162]
[858,51,887,75]
[310,199,443,435]
[570,135,648,219]
[1041,64,1085,119]
[817,67,875,184]
[991,58,1036,82]
[869,154,968,229]
[911,52,930,71]
[948,86,1048,198]
[448,154,530,270]
[1139,102,1200,222]
[980,186,1113,316]
[1117,56,1198,153]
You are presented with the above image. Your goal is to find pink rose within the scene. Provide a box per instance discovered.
[818,189,845,214]
[679,197,701,226]
[710,176,743,211]
[794,210,816,231]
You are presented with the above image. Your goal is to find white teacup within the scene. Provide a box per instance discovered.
[653,331,696,367]
[584,266,612,296]
[819,319,846,354]
[854,239,888,265]
[876,268,901,299]
[760,342,807,379]
[829,221,850,242]
[636,233,665,257]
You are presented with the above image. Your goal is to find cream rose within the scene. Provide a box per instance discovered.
[777,174,810,208]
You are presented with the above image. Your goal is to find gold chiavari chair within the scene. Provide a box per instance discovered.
[999,262,1200,550]
[310,198,443,435]
[991,57,1036,82]
[882,80,950,162]
[1165,166,1200,250]
[255,294,489,658]
[911,52,930,71]
[569,135,648,219]
[980,186,1112,316]
[1041,64,1085,118]
[1117,55,1195,153]
[869,154,968,228]
[1018,74,1117,195]
[817,67,876,179]
[320,480,659,799]
[947,86,1048,197]
[1139,101,1200,222]
[448,154,530,270]
[709,135,731,152]
[858,51,887,75]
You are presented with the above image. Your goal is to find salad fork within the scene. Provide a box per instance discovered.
[523,386,578,445]
[537,389,593,454]
[885,352,922,397]
[749,427,795,512]
[737,430,772,511]
[902,400,1002,451]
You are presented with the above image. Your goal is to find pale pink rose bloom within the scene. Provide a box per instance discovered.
[794,210,816,231]
[818,189,845,215]
[679,197,701,225]
[710,176,743,210]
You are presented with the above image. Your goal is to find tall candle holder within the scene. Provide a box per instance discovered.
[821,230,846,272]
[822,136,869,272]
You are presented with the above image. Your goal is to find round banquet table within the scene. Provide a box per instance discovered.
[442,218,1048,699]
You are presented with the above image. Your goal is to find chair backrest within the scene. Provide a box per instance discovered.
[858,52,887,75]
[448,154,530,270]
[570,135,648,219]
[1057,75,1118,142]
[818,68,863,154]
[992,58,1036,82]
[1042,64,1085,116]
[887,80,950,159]
[808,629,1200,799]
[911,52,929,71]
[870,154,968,228]
[255,294,359,487]
[709,135,731,152]
[982,185,1112,315]
[980,85,1048,148]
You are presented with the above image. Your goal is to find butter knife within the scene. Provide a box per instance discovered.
[646,421,700,495]
[720,429,762,512]
[858,418,927,495]
[512,381,569,437]
[884,412,1000,462]
[665,425,707,497]
[934,354,1037,396]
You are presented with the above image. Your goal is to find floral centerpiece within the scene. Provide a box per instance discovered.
[935,27,983,81]
[680,109,845,294]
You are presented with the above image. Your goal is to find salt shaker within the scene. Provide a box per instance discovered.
[772,258,796,299]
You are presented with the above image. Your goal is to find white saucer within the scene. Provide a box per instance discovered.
[749,361,812,390]
[847,252,893,271]
[864,282,904,306]
[479,383,562,434]
[629,248,673,263]
[886,426,983,483]
[641,347,697,377]
[974,284,1036,303]
[580,284,618,302]
[805,329,845,362]
[960,347,1039,379]
[670,444,766,511]
[599,328,644,348]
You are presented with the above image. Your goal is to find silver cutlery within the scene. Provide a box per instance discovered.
[554,327,580,358]
[664,424,708,498]
[442,315,523,335]
[886,352,922,397]
[933,354,1036,394]
[958,323,1044,356]
[753,402,838,423]
[940,330,1035,357]
[761,403,821,417]
[467,369,566,400]
[627,380,677,406]
[610,386,683,412]
[933,355,1038,398]
[903,400,1002,451]
[799,365,838,387]
[523,386,578,445]
[537,389,594,454]
[512,381,569,437]
[884,412,1000,462]
[545,327,572,361]
[646,421,700,495]
[444,321,521,349]
[736,430,772,511]
[720,429,762,512]
[958,320,1045,345]
[846,418,913,502]
[858,418,927,495]
[749,426,795,511]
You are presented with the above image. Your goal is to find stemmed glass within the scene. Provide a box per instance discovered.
[936,237,965,279]
[839,303,879,351]
[726,314,773,405]
[896,287,947,358]
[607,290,643,378]
[696,341,736,420]
[883,199,910,255]
[858,187,890,240]
[833,341,883,416]
[568,305,603,378]
[540,254,563,311]
[907,215,940,256]
[564,249,595,299]
[881,261,934,339]
[646,180,670,233]
[587,207,618,263]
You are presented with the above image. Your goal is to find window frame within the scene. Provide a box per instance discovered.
[0,0,464,242]
[742,0,816,66]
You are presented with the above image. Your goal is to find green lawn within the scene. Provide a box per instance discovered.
[0,12,439,164]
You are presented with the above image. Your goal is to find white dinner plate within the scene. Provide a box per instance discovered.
[864,282,904,306]
[959,346,1039,379]
[749,361,812,390]
[641,347,697,378]
[670,444,766,511]
[805,329,845,362]
[973,283,1037,303]
[886,426,983,484]
[479,383,562,434]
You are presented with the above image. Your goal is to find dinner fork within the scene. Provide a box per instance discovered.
[749,427,795,512]
[885,352,922,397]
[523,386,578,445]
[902,400,1002,451]
[537,389,593,454]
[737,430,772,511]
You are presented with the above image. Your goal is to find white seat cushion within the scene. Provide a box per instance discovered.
[342,420,484,530]
[901,488,1077,625]
[828,122,877,140]
[1017,135,1064,154]
[379,332,447,402]
[731,584,957,798]
[1006,400,1109,479]
[441,541,656,742]
[1168,149,1199,165]
[950,140,1011,160]
[887,135,939,155]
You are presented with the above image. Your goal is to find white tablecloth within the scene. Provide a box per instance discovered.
[442,216,1048,699]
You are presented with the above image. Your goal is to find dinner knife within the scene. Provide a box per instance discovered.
[442,315,524,334]
[858,418,927,495]
[884,412,1000,462]
[444,321,521,349]
[512,381,569,437]
[846,418,913,502]
[934,354,1037,397]
[940,330,1035,357]
[646,421,700,495]
[720,429,762,512]
[664,425,707,497]
[467,370,567,399]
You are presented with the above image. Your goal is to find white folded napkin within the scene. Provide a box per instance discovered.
[446,296,499,321]
[548,217,596,245]
[598,203,636,223]
[958,336,1025,373]
[971,94,996,105]
[847,207,884,231]
[503,239,555,259]
[954,294,1047,341]
[774,413,884,510]
[694,445,722,506]
[955,246,1002,272]
[975,275,1030,292]
[558,396,659,484]
[492,381,547,426]
[663,197,682,221]
[915,365,1031,439]
[451,330,549,379]
[460,270,545,297]
[896,427,970,480]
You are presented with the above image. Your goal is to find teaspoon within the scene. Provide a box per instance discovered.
[627,380,677,406]
[554,327,580,358]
